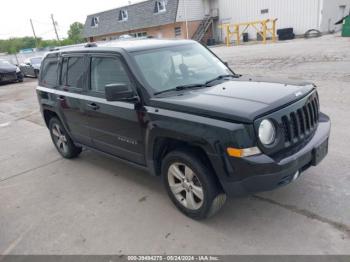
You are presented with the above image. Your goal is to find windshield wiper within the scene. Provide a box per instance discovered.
[154,83,206,95]
[205,74,238,86]
[154,75,239,96]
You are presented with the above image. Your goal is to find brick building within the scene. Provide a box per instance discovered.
[83,0,350,44]
[83,0,218,43]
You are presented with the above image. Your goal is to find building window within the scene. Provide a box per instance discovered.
[138,32,147,38]
[261,9,269,14]
[119,9,128,21]
[154,0,166,13]
[130,32,147,38]
[91,16,99,27]
[174,27,181,37]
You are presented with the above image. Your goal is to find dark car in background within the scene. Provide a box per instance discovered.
[0,59,23,84]
[20,57,42,78]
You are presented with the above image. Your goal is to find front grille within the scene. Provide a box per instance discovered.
[281,93,319,147]
[255,90,320,157]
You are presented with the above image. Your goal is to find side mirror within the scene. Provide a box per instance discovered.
[26,62,31,66]
[223,61,229,67]
[105,83,135,102]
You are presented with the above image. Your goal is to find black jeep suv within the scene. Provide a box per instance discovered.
[36,39,330,219]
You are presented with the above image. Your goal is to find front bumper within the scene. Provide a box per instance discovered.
[0,71,23,83]
[221,112,331,197]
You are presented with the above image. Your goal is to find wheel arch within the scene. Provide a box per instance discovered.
[43,109,59,128]
[42,109,70,136]
[150,136,218,179]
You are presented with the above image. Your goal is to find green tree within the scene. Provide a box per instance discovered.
[67,22,84,44]
[0,37,39,54]
[0,21,86,54]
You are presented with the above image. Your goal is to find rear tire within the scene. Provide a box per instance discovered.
[49,117,82,159]
[162,150,226,220]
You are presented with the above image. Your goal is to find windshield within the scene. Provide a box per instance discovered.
[132,43,232,94]
[30,57,42,64]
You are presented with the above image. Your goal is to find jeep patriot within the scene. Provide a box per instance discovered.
[36,39,331,219]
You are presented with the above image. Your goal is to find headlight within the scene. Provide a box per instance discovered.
[258,119,276,145]
[16,67,21,73]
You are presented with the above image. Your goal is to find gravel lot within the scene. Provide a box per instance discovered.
[0,34,349,255]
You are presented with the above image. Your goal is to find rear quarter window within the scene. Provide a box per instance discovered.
[39,55,59,88]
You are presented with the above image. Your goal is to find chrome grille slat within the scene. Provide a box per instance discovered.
[312,100,318,123]
[297,109,305,136]
[282,116,291,143]
[303,106,310,132]
[308,103,314,128]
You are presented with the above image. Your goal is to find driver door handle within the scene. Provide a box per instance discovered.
[58,95,65,101]
[87,102,100,110]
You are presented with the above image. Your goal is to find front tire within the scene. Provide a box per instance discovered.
[162,150,226,220]
[49,117,82,159]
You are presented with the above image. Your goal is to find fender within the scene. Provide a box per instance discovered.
[143,106,255,182]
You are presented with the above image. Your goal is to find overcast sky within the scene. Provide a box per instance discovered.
[0,0,145,40]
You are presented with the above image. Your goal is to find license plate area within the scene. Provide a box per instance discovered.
[312,139,329,166]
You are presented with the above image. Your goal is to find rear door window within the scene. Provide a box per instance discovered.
[40,56,59,88]
[66,56,85,89]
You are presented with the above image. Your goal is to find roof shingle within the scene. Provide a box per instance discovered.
[83,0,179,38]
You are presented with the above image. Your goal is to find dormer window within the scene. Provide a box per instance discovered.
[154,0,166,13]
[91,16,99,27]
[119,9,128,21]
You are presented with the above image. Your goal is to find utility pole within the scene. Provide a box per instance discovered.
[30,19,39,47]
[51,14,60,41]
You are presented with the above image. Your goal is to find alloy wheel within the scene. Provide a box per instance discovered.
[167,163,204,210]
[52,124,68,154]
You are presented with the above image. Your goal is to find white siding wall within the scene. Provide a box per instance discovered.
[217,0,321,41]
[320,0,350,32]
[176,0,206,22]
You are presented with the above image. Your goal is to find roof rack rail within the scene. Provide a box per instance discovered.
[85,42,98,48]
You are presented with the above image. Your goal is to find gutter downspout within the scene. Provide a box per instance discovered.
[317,0,324,31]
[184,0,189,39]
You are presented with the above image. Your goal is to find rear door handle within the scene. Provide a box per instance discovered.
[58,95,65,101]
[87,102,100,110]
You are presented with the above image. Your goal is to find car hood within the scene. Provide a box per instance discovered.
[150,76,316,123]
[32,64,41,70]
[0,64,17,73]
